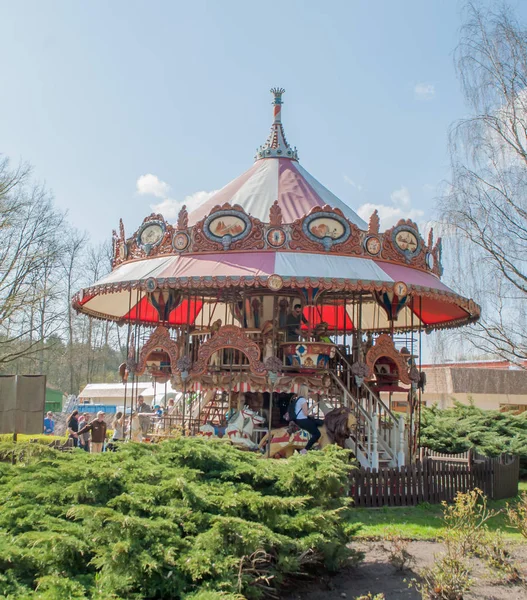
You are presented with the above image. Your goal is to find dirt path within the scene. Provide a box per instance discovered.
[284,541,527,600]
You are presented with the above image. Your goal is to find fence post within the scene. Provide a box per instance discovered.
[397,415,405,467]
[371,413,379,470]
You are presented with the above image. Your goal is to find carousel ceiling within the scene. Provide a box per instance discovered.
[73,88,480,332]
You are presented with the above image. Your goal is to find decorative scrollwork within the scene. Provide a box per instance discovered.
[269,200,283,226]
[177,205,188,231]
[368,210,380,235]
[190,324,267,377]
[136,325,181,376]
[365,334,411,385]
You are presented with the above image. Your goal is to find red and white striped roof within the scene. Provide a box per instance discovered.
[78,251,470,329]
[189,88,367,228]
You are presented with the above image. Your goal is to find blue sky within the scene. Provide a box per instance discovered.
[2,0,526,242]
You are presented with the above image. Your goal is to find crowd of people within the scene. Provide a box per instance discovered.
[43,395,181,453]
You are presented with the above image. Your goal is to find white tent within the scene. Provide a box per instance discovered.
[78,383,152,405]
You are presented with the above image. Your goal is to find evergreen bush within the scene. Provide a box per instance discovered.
[0,438,360,599]
[419,401,527,476]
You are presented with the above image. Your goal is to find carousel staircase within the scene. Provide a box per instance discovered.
[329,350,405,469]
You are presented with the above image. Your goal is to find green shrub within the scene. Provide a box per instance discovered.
[0,438,360,599]
[507,491,527,539]
[420,401,527,477]
[0,433,68,444]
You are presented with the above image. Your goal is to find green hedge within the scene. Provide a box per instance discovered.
[420,401,527,477]
[0,434,68,445]
[0,438,360,599]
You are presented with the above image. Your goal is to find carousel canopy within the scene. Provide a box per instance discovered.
[73,88,480,333]
[189,88,366,227]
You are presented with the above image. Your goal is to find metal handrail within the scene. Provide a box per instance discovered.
[329,370,371,422]
[334,347,401,425]
[330,370,397,463]
[328,371,372,463]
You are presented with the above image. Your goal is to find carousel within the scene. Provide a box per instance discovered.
[73,88,480,466]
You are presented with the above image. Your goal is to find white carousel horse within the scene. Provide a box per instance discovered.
[198,423,217,438]
[225,405,266,450]
[199,406,265,450]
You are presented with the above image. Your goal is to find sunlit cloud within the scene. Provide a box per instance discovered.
[414,83,436,100]
[357,186,425,230]
[344,174,364,192]
[136,174,171,198]
[151,190,217,222]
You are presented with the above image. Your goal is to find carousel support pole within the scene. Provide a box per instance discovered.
[358,294,363,360]
[123,291,132,439]
[418,296,423,453]
[182,292,192,435]
[267,381,274,458]
[371,413,379,470]
[397,415,405,467]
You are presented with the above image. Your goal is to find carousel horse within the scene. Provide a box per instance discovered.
[259,406,356,458]
[225,405,266,450]
[198,405,265,450]
[198,423,225,438]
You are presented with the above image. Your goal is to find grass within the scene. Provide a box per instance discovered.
[349,481,527,541]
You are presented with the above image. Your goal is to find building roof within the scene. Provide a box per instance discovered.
[423,360,527,370]
[424,366,527,395]
[79,383,152,399]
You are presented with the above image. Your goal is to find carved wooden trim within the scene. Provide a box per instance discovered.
[368,210,380,234]
[365,334,412,385]
[177,205,188,230]
[135,325,180,375]
[111,202,443,278]
[269,200,283,226]
[190,324,267,377]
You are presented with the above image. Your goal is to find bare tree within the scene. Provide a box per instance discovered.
[61,230,87,393]
[0,157,64,364]
[82,241,112,383]
[441,3,527,365]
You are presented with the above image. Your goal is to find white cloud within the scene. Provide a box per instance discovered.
[414,83,435,100]
[344,175,364,192]
[390,186,411,208]
[136,173,217,222]
[357,186,425,230]
[151,190,217,222]
[136,174,171,198]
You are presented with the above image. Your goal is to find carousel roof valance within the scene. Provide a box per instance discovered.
[74,250,475,330]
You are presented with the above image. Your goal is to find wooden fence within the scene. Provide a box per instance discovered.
[350,449,519,507]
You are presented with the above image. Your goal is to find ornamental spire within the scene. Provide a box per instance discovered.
[255,88,299,161]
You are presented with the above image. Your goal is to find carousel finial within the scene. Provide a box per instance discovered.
[270,87,286,123]
[255,87,298,162]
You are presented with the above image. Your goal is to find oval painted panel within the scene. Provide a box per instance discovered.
[308,217,346,240]
[140,224,164,245]
[209,215,247,238]
[395,230,418,253]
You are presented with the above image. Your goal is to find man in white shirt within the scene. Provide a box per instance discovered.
[292,385,323,451]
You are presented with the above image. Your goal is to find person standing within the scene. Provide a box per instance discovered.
[129,412,143,442]
[112,412,125,443]
[136,395,151,413]
[136,395,152,435]
[78,411,108,453]
[43,411,55,435]
[285,304,308,342]
[78,413,91,452]
[292,385,322,452]
[66,410,80,447]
